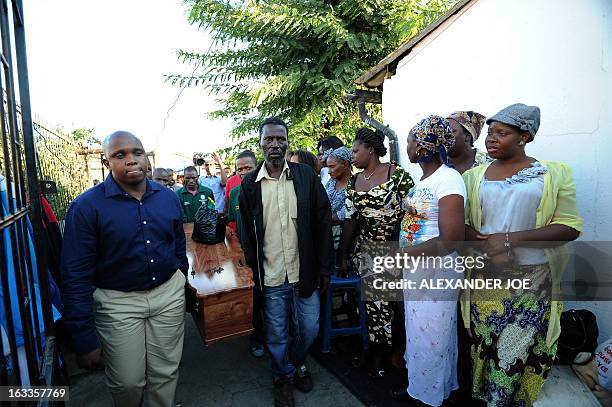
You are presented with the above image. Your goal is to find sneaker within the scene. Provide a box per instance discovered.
[293,365,313,393]
[250,344,265,358]
[273,376,294,407]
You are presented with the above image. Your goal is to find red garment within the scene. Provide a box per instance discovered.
[41,195,58,224]
[225,176,241,233]
[224,174,241,202]
[40,195,63,286]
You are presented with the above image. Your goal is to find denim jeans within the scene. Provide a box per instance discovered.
[263,282,320,379]
[250,286,265,348]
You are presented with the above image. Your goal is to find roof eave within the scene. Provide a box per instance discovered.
[355,0,475,89]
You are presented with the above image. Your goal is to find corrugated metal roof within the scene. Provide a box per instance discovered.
[354,0,475,89]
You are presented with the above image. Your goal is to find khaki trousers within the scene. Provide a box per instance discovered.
[93,270,186,407]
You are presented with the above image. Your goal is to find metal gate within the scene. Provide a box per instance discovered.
[0,0,59,396]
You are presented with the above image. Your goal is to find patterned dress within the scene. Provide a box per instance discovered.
[344,163,414,346]
[470,162,558,407]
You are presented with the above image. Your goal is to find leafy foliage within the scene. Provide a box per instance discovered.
[34,124,92,219]
[169,0,457,153]
[69,127,100,147]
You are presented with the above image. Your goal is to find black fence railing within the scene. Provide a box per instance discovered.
[0,0,64,403]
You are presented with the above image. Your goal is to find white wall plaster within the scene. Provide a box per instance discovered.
[381,0,612,340]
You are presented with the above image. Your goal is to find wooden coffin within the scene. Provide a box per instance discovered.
[184,223,254,344]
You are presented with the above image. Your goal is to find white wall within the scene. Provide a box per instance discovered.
[382,0,612,340]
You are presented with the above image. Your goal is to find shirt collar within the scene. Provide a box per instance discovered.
[181,184,208,194]
[104,174,160,198]
[255,160,289,183]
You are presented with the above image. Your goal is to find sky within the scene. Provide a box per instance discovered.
[24,0,233,170]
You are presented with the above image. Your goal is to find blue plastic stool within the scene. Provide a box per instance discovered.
[320,273,369,353]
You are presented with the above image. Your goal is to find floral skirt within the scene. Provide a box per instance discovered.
[354,240,400,347]
[470,263,561,407]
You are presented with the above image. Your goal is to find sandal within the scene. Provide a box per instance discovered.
[367,349,386,379]
[367,367,386,380]
[351,349,368,368]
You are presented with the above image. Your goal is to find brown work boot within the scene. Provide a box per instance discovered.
[273,376,295,407]
[293,364,313,393]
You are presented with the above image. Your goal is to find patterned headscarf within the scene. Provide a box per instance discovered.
[327,146,352,164]
[321,148,333,162]
[447,111,486,142]
[409,115,455,165]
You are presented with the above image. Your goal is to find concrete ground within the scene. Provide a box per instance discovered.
[67,315,364,407]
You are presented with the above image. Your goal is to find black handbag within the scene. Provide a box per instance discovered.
[191,204,227,245]
[557,309,599,365]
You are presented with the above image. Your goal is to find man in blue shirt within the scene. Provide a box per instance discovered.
[198,151,227,213]
[61,131,188,407]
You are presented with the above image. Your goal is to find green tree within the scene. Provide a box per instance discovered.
[69,127,100,147]
[168,0,456,153]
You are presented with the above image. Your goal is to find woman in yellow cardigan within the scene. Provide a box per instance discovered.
[462,103,583,407]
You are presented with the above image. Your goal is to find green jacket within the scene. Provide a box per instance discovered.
[228,184,247,246]
[176,185,215,223]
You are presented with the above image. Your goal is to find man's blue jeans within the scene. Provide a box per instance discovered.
[263,282,320,379]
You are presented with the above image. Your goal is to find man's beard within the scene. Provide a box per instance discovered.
[267,156,284,167]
